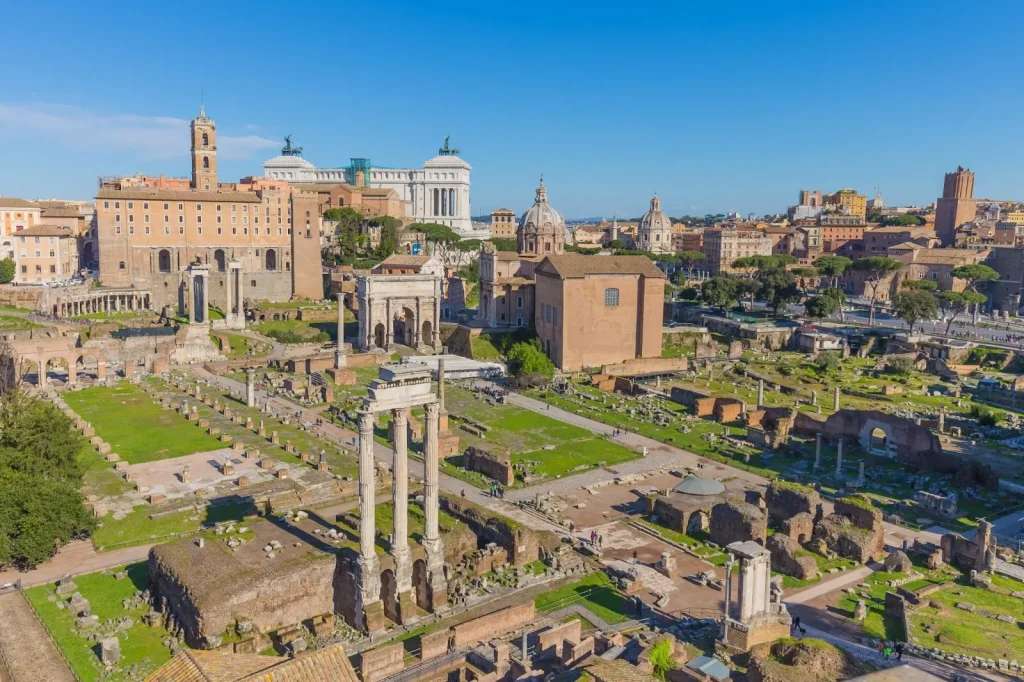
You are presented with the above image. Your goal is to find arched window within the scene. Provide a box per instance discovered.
[202,156,210,169]
[158,249,171,273]
[201,132,209,146]
[265,249,277,271]
[214,249,226,272]
[604,288,620,307]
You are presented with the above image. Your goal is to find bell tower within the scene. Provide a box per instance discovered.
[190,106,217,191]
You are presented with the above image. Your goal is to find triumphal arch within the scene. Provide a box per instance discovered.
[354,363,447,632]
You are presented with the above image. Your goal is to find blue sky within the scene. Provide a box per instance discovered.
[1,1,1022,218]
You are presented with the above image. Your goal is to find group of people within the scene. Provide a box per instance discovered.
[488,482,505,498]
[878,640,905,661]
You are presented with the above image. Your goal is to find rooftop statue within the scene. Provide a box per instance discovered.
[281,135,303,157]
[438,135,460,156]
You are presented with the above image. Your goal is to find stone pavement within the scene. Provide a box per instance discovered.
[0,591,76,682]
[784,564,874,605]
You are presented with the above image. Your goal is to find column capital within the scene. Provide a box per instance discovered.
[392,406,408,425]
[425,400,440,419]
[358,411,374,435]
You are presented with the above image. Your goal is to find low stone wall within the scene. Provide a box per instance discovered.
[360,641,404,682]
[463,446,514,486]
[452,602,536,648]
[440,494,559,567]
[600,357,689,377]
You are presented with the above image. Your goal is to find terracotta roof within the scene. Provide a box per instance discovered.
[14,224,74,237]
[901,248,987,266]
[0,197,38,208]
[39,206,83,218]
[494,251,522,261]
[145,643,358,682]
[96,188,262,203]
[536,254,665,279]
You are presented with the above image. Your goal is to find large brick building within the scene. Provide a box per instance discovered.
[535,254,665,371]
[935,166,977,246]
[702,226,772,274]
[96,108,323,310]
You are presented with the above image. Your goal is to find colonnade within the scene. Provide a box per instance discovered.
[432,187,458,217]
[56,291,152,318]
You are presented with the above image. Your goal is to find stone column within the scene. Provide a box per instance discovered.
[938,407,945,434]
[391,408,411,593]
[757,378,765,407]
[835,438,844,478]
[422,400,446,608]
[814,433,821,471]
[37,360,45,386]
[358,411,378,569]
[335,293,347,368]
[738,556,756,622]
[225,265,234,324]
[245,369,255,408]
[186,274,197,324]
[833,385,840,411]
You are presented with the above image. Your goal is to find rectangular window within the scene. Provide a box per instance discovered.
[604,288,620,307]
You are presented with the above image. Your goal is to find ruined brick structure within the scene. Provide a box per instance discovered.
[440,494,559,567]
[462,446,514,486]
[811,496,885,563]
[710,500,767,547]
[941,520,996,572]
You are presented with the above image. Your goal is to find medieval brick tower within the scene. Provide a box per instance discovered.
[190,107,218,191]
[935,166,976,246]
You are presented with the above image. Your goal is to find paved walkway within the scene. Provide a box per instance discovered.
[0,540,152,589]
[0,591,75,682]
[785,564,874,605]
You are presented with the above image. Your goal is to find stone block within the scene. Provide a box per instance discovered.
[100,637,120,666]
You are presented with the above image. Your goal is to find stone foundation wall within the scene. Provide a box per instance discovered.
[452,602,536,648]
[765,481,821,527]
[463,446,515,486]
[710,500,766,546]
[440,495,558,567]
[360,642,405,682]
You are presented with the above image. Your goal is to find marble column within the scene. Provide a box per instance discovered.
[757,378,765,407]
[814,433,821,470]
[391,408,411,592]
[835,438,844,478]
[833,385,840,411]
[423,402,440,548]
[357,412,378,568]
[245,369,256,408]
[335,293,347,368]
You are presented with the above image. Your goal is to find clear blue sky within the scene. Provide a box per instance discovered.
[2,1,1022,218]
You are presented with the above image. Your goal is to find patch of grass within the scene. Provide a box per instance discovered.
[908,573,1024,659]
[64,383,223,464]
[252,318,329,344]
[92,499,258,551]
[443,384,637,487]
[536,572,633,624]
[24,563,173,681]
[635,518,728,565]
[0,314,37,330]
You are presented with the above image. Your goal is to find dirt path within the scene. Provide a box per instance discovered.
[0,591,75,682]
[0,540,152,589]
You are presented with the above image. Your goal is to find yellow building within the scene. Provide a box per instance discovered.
[825,188,867,220]
[13,225,79,284]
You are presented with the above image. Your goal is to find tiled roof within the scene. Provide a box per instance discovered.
[14,224,74,237]
[96,188,262,203]
[145,643,359,682]
[536,254,665,279]
[0,197,38,208]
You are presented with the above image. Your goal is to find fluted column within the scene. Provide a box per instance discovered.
[391,408,411,592]
[358,411,377,562]
[336,293,347,368]
[423,401,440,547]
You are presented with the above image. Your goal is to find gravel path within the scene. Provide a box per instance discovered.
[0,591,75,682]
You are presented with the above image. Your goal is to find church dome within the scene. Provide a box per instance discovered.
[638,195,673,254]
[672,474,725,496]
[519,179,565,237]
[517,178,567,257]
[639,195,672,234]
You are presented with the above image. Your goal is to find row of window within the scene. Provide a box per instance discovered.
[156,249,280,273]
[19,251,56,258]
[21,264,58,273]
[113,225,288,237]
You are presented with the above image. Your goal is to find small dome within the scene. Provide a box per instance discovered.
[639,195,672,233]
[519,179,565,235]
[672,474,725,496]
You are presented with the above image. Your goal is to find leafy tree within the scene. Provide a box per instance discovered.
[324,207,366,263]
[0,392,95,569]
[676,250,705,278]
[505,341,555,385]
[756,266,800,314]
[940,290,987,335]
[875,213,925,226]
[951,263,999,324]
[0,258,14,284]
[805,288,845,320]
[701,275,739,310]
[490,238,517,251]
[813,255,852,289]
[902,279,937,291]
[851,256,902,326]
[370,216,402,260]
[892,289,938,333]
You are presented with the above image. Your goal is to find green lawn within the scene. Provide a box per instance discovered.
[252,318,330,344]
[535,572,633,624]
[444,384,637,486]
[25,563,174,681]
[0,314,37,330]
[64,383,223,463]
[91,499,258,551]
[907,573,1024,660]
[212,332,270,359]
[635,518,728,566]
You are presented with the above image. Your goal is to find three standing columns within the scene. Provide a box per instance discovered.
[355,400,446,633]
